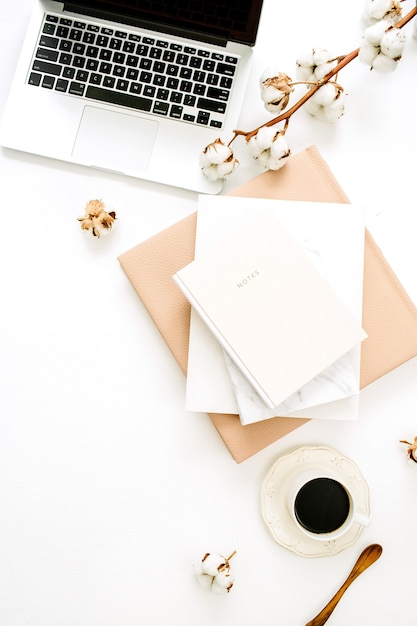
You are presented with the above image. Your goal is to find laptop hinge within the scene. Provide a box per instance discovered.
[64,4,229,47]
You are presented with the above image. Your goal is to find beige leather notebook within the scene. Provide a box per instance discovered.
[118,145,417,462]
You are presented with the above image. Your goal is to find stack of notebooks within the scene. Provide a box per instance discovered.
[118,146,417,462]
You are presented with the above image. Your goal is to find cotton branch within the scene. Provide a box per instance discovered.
[232,4,417,144]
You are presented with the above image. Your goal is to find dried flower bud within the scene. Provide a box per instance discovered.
[260,70,294,114]
[78,199,116,238]
[199,138,239,181]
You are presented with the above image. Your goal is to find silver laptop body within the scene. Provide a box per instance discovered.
[0,0,264,193]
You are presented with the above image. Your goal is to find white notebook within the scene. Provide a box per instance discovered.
[184,197,366,420]
[173,209,367,410]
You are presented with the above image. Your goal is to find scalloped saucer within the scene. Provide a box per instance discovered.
[261,445,370,558]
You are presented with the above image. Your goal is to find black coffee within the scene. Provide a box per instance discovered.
[294,477,350,534]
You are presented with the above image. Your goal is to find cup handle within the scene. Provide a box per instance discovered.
[353,511,370,527]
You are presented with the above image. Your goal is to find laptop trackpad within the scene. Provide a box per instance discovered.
[72,106,158,174]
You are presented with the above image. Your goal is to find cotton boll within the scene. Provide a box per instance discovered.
[249,126,289,169]
[196,572,214,591]
[259,66,280,83]
[322,98,345,122]
[363,0,392,20]
[266,134,291,170]
[312,47,333,66]
[363,0,396,20]
[310,83,339,106]
[296,50,315,67]
[261,84,285,106]
[269,133,290,159]
[362,0,402,25]
[260,72,293,114]
[305,85,344,122]
[215,158,238,179]
[248,126,276,157]
[295,51,315,82]
[77,199,116,238]
[199,139,238,181]
[358,42,379,66]
[304,100,321,118]
[200,553,228,577]
[363,19,390,45]
[200,164,221,181]
[314,59,337,80]
[371,52,398,72]
[256,150,272,169]
[263,99,285,114]
[199,139,231,166]
[380,28,406,59]
[211,571,234,594]
[295,64,315,82]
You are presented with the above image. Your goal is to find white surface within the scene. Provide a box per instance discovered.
[1,1,417,625]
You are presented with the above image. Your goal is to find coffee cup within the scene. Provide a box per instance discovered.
[287,470,370,541]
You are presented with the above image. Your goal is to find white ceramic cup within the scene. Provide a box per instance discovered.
[287,470,370,541]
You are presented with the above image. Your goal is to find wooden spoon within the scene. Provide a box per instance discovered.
[305,543,383,626]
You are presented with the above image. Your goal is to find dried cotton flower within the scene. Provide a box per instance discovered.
[295,48,338,83]
[199,138,238,181]
[304,83,345,122]
[195,551,236,594]
[362,0,402,26]
[359,19,406,71]
[247,126,291,171]
[77,199,116,238]
[260,70,294,114]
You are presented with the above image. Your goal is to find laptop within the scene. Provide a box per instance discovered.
[0,0,264,193]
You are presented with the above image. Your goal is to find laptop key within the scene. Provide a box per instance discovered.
[206,87,230,101]
[63,67,76,79]
[42,75,55,89]
[55,78,69,92]
[86,86,152,112]
[36,48,59,62]
[197,98,227,113]
[69,81,86,96]
[170,105,183,118]
[29,72,42,86]
[217,62,236,76]
[89,73,102,85]
[32,60,62,76]
[197,111,210,125]
[153,101,169,115]
[39,35,59,48]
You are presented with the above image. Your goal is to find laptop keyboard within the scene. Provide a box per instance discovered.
[27,13,241,129]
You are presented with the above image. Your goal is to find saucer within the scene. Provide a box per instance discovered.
[260,445,370,557]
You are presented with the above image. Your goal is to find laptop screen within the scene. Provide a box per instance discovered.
[67,0,264,46]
